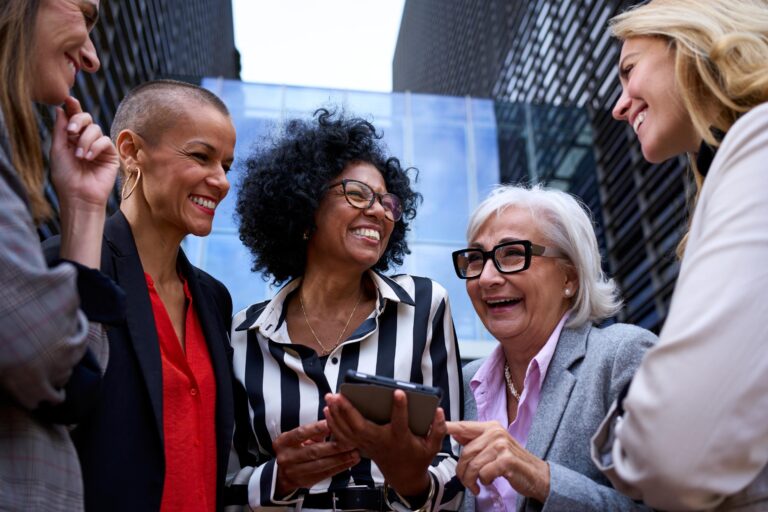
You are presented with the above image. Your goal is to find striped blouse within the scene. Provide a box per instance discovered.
[229,271,464,510]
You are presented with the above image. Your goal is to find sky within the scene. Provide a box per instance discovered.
[231,0,406,93]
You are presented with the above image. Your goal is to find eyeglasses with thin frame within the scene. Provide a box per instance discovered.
[451,240,564,279]
[328,179,403,222]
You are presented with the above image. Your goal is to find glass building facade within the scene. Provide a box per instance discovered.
[185,78,501,358]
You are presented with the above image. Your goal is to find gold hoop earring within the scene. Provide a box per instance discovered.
[121,168,141,200]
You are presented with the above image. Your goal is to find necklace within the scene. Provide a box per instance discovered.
[299,289,363,355]
[503,363,522,402]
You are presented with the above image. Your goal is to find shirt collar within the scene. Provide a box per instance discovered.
[470,311,570,401]
[239,270,416,339]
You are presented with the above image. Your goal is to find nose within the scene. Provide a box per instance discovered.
[613,88,630,121]
[206,165,231,198]
[477,257,503,287]
[80,36,100,73]
[364,196,388,220]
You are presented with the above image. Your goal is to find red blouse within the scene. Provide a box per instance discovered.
[146,273,217,512]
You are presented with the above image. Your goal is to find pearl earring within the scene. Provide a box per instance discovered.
[564,288,572,297]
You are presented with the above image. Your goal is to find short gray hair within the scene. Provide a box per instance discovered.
[466,184,622,328]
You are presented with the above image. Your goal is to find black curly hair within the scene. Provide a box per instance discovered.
[236,108,421,285]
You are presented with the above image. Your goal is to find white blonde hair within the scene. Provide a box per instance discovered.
[467,184,622,328]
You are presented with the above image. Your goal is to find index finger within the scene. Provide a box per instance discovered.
[64,96,83,118]
[275,420,330,448]
[445,420,488,443]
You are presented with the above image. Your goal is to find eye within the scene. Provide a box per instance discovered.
[619,64,634,80]
[191,152,209,162]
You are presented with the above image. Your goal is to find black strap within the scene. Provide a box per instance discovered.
[301,487,386,511]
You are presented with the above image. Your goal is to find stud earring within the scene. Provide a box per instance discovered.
[302,230,310,241]
[564,288,572,297]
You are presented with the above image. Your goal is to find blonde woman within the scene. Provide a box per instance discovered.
[592,1,768,510]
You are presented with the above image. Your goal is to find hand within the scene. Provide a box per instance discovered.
[447,421,550,503]
[273,420,360,497]
[324,390,445,497]
[49,96,119,212]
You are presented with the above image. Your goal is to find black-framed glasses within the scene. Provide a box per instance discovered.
[451,240,563,279]
[329,179,403,222]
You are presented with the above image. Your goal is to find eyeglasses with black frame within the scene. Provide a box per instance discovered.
[328,178,404,222]
[451,240,563,279]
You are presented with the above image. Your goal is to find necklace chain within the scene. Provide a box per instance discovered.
[503,363,522,402]
[299,289,363,356]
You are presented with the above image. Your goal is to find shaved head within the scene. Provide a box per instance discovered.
[110,79,230,148]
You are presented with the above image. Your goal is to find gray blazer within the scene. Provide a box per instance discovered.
[461,322,656,512]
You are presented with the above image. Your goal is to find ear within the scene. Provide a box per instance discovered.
[562,263,579,298]
[116,129,142,168]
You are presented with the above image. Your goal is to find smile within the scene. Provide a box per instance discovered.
[352,227,380,241]
[189,195,217,211]
[633,109,647,133]
[486,297,522,308]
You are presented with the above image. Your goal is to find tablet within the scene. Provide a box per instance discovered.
[339,370,442,437]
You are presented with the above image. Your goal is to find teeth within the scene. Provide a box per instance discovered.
[190,196,216,209]
[487,298,521,305]
[633,110,646,133]
[352,228,380,241]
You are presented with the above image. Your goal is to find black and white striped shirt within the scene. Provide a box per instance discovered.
[229,271,464,510]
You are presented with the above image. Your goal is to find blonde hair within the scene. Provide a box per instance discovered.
[467,184,623,328]
[611,0,768,255]
[0,0,50,221]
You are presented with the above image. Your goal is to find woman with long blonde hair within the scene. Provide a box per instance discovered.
[0,0,120,510]
[591,1,768,510]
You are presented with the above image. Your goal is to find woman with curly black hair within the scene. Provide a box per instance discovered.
[228,109,464,511]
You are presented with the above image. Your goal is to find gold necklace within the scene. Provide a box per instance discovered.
[504,363,522,402]
[299,289,363,355]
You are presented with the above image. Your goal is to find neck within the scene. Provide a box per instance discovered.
[121,202,183,284]
[300,262,369,308]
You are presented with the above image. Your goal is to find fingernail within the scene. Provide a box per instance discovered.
[75,147,84,158]
[67,123,77,132]
[86,151,94,160]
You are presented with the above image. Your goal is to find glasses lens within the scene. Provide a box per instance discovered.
[495,243,527,272]
[343,181,373,208]
[380,194,403,221]
[455,250,485,278]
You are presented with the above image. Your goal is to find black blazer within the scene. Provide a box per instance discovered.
[46,211,234,511]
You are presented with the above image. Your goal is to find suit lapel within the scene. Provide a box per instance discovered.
[104,212,165,441]
[524,323,589,460]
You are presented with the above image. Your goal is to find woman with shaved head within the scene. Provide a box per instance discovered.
[46,79,237,511]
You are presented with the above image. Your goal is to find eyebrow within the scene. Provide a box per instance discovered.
[468,236,527,248]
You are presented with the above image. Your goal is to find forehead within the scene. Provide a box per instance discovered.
[620,36,668,60]
[336,161,386,190]
[471,206,543,246]
[156,105,234,147]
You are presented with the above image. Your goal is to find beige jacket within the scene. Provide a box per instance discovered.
[592,103,768,510]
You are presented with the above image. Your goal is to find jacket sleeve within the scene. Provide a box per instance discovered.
[591,104,768,510]
[0,165,103,410]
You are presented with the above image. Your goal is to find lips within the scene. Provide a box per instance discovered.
[485,297,522,309]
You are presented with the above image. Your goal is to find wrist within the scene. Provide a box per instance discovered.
[59,206,106,269]
[385,473,434,511]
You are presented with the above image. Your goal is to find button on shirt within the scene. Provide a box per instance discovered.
[146,274,217,512]
[469,313,569,511]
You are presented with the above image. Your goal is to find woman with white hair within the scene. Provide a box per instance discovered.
[446,184,656,511]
